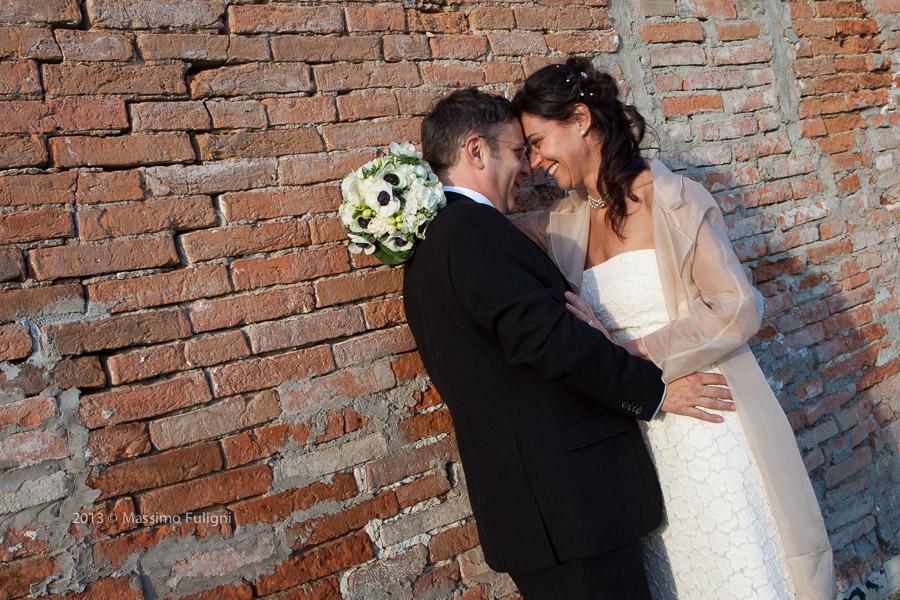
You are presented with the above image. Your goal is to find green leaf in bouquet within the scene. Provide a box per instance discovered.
[374,244,413,265]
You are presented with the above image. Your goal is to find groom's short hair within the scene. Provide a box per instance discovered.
[421,88,515,174]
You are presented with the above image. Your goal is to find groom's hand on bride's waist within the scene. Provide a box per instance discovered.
[660,372,734,423]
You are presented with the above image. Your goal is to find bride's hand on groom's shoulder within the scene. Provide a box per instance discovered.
[661,372,734,424]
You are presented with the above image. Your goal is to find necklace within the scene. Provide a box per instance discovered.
[587,191,609,210]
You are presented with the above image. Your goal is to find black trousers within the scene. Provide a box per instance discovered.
[508,542,651,600]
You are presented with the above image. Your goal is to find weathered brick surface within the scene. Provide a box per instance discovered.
[0,1,896,598]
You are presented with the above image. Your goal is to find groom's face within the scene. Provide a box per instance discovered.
[482,120,531,214]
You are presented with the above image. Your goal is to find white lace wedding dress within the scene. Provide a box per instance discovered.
[580,249,796,600]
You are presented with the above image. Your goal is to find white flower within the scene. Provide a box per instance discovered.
[389,141,421,159]
[359,177,400,218]
[341,171,363,204]
[347,233,376,254]
[384,235,413,253]
[367,216,397,238]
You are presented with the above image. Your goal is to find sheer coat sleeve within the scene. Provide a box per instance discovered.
[642,179,765,383]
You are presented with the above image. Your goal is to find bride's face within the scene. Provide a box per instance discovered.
[520,111,593,192]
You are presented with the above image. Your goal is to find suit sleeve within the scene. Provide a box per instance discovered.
[448,206,665,420]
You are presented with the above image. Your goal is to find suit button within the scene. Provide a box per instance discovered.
[635,407,643,415]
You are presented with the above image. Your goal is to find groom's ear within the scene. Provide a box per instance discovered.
[461,135,487,170]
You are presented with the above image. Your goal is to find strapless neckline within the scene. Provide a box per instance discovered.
[584,248,656,274]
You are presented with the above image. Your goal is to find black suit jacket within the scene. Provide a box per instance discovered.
[403,192,666,573]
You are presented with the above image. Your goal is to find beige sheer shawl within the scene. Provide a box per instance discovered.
[517,159,836,600]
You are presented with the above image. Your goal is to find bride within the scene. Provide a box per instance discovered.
[512,57,835,600]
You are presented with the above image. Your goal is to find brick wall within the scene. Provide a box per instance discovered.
[0,1,898,599]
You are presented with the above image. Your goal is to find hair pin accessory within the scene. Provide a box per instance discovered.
[580,72,588,79]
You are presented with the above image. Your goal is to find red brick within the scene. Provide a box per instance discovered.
[221,421,311,468]
[50,133,195,168]
[87,0,226,29]
[469,7,515,29]
[231,472,356,527]
[0,99,128,134]
[0,429,68,468]
[136,33,228,62]
[76,170,143,205]
[824,446,872,488]
[333,326,416,369]
[149,389,279,450]
[263,97,338,126]
[189,282,313,333]
[661,94,724,116]
[0,323,31,361]
[230,245,350,291]
[513,6,607,29]
[0,284,83,327]
[78,195,216,241]
[399,408,454,443]
[487,31,548,56]
[87,442,223,500]
[823,113,867,134]
[205,100,267,129]
[272,34,380,64]
[716,21,761,40]
[208,344,335,397]
[0,171,75,208]
[0,395,58,428]
[43,64,186,97]
[0,248,25,281]
[396,471,452,509]
[248,306,366,354]
[316,62,421,95]
[79,372,211,429]
[429,521,480,562]
[414,562,462,599]
[174,582,254,600]
[682,69,743,90]
[56,29,134,61]
[131,101,212,132]
[391,352,425,381]
[106,329,249,385]
[730,88,777,113]
[735,135,792,161]
[0,526,47,562]
[279,152,371,187]
[429,35,489,60]
[255,531,375,595]
[406,10,468,33]
[420,63,487,88]
[639,22,704,43]
[190,64,314,98]
[86,422,151,466]
[47,308,190,358]
[88,264,229,314]
[345,5,406,32]
[686,0,738,17]
[0,556,57,599]
[807,238,854,264]
[224,187,339,225]
[0,0,80,24]
[196,129,322,161]
[53,356,107,390]
[180,220,310,263]
[31,236,179,281]
[317,263,403,304]
[145,159,277,198]
[228,4,343,34]
[280,363,396,415]
[137,464,272,519]
[0,134,47,168]
[291,491,399,550]
[0,60,42,97]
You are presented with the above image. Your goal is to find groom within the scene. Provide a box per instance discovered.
[403,89,732,599]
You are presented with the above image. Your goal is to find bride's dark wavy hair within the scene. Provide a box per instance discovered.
[512,57,654,238]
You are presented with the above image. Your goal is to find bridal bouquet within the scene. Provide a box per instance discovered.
[340,142,445,265]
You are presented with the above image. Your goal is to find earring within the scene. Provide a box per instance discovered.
[580,130,586,136]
